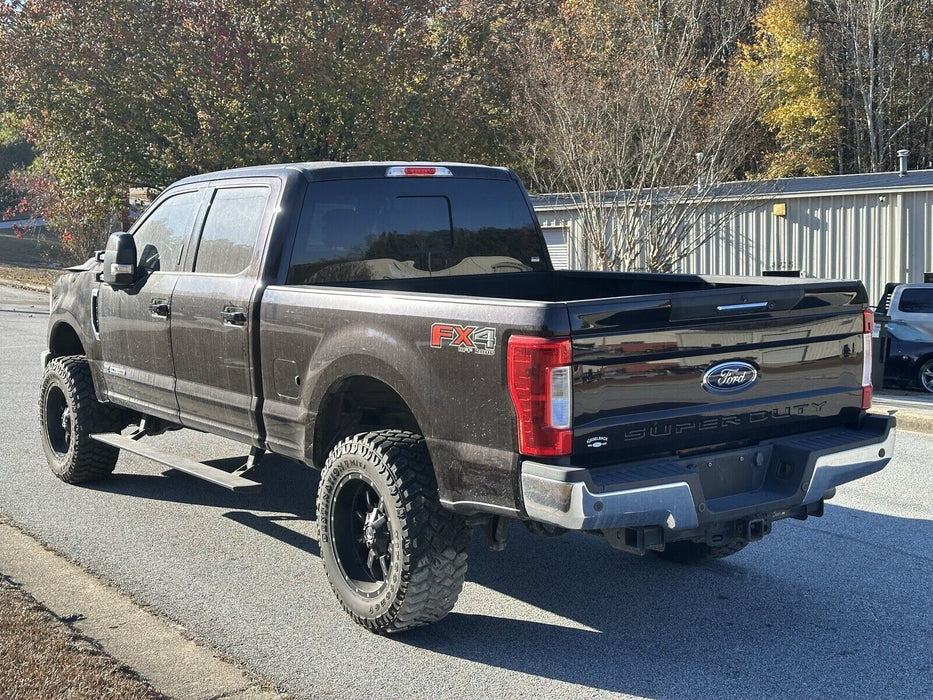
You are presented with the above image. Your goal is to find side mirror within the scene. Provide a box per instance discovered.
[101,232,137,287]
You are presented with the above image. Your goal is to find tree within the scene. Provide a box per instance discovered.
[514,0,763,271]
[741,0,838,177]
[0,0,516,256]
[814,0,933,171]
[0,118,35,213]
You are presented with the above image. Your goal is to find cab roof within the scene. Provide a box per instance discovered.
[172,161,514,186]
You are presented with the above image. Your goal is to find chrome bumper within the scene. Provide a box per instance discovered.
[802,426,896,505]
[521,416,895,531]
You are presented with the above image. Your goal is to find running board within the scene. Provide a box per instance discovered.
[91,432,262,492]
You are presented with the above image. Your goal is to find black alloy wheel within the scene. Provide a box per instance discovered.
[330,472,394,596]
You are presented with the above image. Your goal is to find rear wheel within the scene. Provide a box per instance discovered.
[654,539,748,564]
[917,359,933,393]
[39,356,125,483]
[317,430,469,633]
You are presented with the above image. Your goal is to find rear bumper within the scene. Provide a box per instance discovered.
[520,414,895,531]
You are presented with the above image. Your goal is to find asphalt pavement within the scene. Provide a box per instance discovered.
[1,285,931,699]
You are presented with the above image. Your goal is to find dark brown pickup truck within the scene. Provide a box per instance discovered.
[39,162,894,633]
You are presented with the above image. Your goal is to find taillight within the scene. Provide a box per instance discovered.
[507,336,572,456]
[862,308,873,409]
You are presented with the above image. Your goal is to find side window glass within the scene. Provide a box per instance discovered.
[132,191,200,272]
[194,187,270,275]
[898,289,933,313]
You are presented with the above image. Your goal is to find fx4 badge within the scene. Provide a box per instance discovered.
[430,323,496,355]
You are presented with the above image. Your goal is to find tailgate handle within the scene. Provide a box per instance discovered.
[717,301,769,313]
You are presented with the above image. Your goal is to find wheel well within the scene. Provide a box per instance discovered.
[49,323,85,358]
[313,376,421,467]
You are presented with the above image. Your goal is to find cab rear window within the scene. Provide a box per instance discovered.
[898,288,933,313]
[286,178,548,285]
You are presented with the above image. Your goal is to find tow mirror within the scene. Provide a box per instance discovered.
[101,232,137,287]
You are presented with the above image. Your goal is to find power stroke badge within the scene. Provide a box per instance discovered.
[702,361,759,394]
[430,323,497,355]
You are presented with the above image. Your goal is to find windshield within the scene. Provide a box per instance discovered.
[287,177,549,284]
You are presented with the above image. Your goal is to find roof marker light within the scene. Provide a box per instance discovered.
[385,166,453,177]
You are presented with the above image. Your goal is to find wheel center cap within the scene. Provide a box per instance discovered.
[363,525,376,547]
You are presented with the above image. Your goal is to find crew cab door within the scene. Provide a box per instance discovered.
[97,188,204,420]
[169,180,279,443]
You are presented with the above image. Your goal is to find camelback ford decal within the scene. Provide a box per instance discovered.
[430,323,497,355]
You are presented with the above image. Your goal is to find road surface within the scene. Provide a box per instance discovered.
[1,286,930,699]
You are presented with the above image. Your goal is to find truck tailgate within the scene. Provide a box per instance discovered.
[570,282,868,464]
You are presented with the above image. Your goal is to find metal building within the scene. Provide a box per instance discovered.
[531,166,933,305]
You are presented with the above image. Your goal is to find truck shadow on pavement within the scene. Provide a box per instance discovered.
[93,454,321,557]
[400,505,932,698]
[90,457,932,697]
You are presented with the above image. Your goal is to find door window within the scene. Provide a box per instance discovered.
[133,191,200,272]
[193,187,270,275]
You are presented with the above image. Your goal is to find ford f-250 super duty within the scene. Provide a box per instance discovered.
[40,162,895,633]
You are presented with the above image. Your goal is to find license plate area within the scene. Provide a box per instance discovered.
[696,446,773,500]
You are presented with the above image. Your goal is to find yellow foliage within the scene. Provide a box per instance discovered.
[741,0,838,177]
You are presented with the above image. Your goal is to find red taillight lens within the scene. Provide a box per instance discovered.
[507,336,572,456]
[385,165,453,177]
[862,308,873,409]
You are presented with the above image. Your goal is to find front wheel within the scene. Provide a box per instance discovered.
[917,359,933,393]
[39,356,125,483]
[317,430,469,633]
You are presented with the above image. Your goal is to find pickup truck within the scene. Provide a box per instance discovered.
[875,282,933,392]
[39,162,895,633]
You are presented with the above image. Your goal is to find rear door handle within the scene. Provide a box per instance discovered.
[220,306,247,326]
[148,298,170,318]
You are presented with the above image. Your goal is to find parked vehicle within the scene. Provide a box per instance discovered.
[40,162,894,633]
[875,282,933,392]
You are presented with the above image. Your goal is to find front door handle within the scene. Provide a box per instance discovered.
[148,298,170,318]
[220,306,247,326]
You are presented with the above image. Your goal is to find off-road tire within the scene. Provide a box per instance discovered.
[654,539,749,564]
[39,356,124,483]
[317,430,469,634]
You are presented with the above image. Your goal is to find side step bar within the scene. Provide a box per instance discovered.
[91,432,262,492]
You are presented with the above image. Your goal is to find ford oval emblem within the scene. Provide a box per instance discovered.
[702,361,759,394]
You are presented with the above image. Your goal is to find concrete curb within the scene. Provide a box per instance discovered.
[0,517,288,700]
[874,408,933,435]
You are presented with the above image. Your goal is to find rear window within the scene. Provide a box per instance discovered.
[286,178,548,284]
[898,288,933,313]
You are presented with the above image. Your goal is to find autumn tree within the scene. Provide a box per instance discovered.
[741,0,837,177]
[514,0,762,271]
[0,0,518,257]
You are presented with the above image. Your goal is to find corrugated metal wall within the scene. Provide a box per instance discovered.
[534,188,933,303]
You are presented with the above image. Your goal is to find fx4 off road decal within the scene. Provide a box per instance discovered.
[430,323,496,355]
